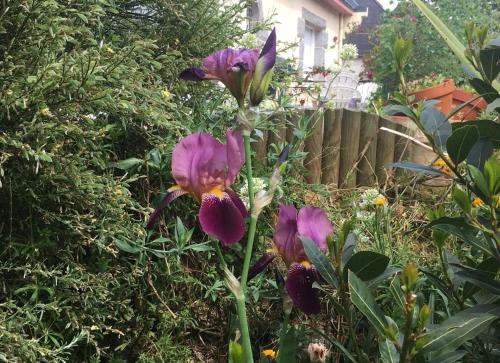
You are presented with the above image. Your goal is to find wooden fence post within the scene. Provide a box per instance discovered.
[268,111,287,148]
[321,108,343,187]
[252,129,268,165]
[357,113,379,186]
[394,123,414,167]
[338,109,362,188]
[375,118,396,185]
[286,110,301,144]
[304,109,324,184]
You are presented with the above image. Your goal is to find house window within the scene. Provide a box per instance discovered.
[299,9,327,73]
[303,25,317,71]
[247,2,260,30]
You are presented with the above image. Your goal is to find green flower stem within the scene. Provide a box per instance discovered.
[236,296,253,363]
[241,214,258,289]
[240,134,258,290]
[243,134,255,214]
[400,298,415,363]
[213,240,228,270]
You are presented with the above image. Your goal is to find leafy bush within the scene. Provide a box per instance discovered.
[367,0,499,93]
[0,0,249,361]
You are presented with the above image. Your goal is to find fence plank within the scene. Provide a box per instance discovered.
[338,109,362,188]
[252,129,268,165]
[268,112,287,148]
[286,110,301,143]
[357,113,379,186]
[394,123,414,165]
[321,108,343,186]
[304,109,324,184]
[375,118,396,184]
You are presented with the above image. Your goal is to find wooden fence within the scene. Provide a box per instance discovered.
[252,109,416,188]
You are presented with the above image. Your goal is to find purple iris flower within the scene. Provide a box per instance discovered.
[250,205,334,315]
[146,130,247,246]
[180,29,276,106]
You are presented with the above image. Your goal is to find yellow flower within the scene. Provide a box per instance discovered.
[162,89,171,99]
[432,158,452,175]
[262,349,277,359]
[39,107,53,117]
[472,197,484,207]
[373,196,387,206]
[105,46,115,54]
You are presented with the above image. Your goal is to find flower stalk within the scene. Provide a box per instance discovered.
[240,134,258,290]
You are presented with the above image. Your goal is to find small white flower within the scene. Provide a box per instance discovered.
[340,43,358,61]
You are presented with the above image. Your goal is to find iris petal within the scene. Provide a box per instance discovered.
[179,67,208,81]
[146,187,187,229]
[273,204,300,265]
[250,28,276,106]
[248,252,277,281]
[225,130,245,186]
[297,207,333,253]
[225,189,247,218]
[285,263,321,315]
[199,191,246,245]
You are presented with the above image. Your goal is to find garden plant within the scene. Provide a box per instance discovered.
[0,0,499,362]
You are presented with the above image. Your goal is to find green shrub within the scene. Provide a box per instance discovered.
[0,0,248,361]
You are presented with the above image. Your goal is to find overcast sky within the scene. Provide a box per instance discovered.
[378,0,398,10]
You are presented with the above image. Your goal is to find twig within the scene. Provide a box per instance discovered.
[379,127,433,151]
[147,273,177,319]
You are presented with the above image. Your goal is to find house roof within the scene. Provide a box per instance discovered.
[344,0,384,55]
[322,0,353,15]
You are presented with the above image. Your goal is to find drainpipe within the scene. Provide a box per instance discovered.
[338,13,344,62]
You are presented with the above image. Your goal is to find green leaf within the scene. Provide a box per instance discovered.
[469,78,498,104]
[391,162,447,176]
[76,13,89,24]
[451,186,471,214]
[186,243,213,252]
[468,164,490,198]
[428,217,493,257]
[389,276,405,310]
[416,312,496,355]
[462,258,499,299]
[452,120,500,148]
[115,239,142,254]
[480,46,500,82]
[484,157,500,195]
[450,263,500,295]
[384,105,416,119]
[446,125,480,165]
[341,232,357,268]
[111,157,144,170]
[379,339,400,363]
[428,351,467,363]
[420,107,452,150]
[467,139,493,170]
[229,340,245,363]
[301,237,339,289]
[344,251,390,281]
[276,326,296,363]
[348,271,389,339]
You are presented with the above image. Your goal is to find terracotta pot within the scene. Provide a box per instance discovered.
[409,79,455,114]
[451,89,487,121]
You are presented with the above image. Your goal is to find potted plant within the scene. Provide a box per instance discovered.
[406,73,455,114]
[451,85,487,121]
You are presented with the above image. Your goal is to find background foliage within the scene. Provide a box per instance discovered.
[367,0,499,93]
